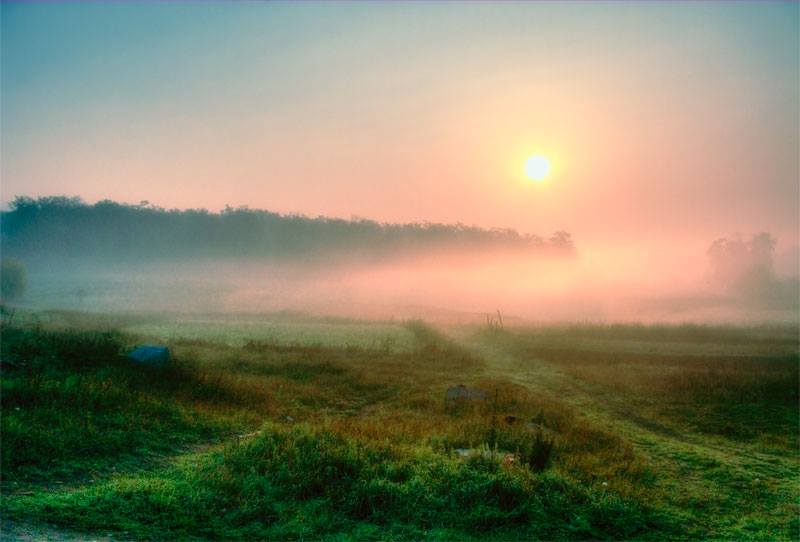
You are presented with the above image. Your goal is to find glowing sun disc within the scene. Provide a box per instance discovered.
[524,155,551,181]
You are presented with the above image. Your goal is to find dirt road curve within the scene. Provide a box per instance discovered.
[1,521,116,542]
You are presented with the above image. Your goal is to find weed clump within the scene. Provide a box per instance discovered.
[519,431,555,472]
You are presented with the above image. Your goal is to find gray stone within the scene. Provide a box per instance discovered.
[445,384,488,403]
[128,345,171,368]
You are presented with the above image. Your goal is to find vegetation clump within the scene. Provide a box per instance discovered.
[1,257,27,307]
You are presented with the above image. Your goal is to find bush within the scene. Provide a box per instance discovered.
[519,431,555,472]
[1,257,26,304]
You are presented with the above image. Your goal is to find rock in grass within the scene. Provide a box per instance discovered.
[445,384,488,403]
[128,345,171,368]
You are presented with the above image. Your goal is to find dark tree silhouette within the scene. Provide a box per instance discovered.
[1,196,575,264]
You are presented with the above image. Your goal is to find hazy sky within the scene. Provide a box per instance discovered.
[2,1,798,260]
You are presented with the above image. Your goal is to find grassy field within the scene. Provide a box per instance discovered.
[1,309,798,540]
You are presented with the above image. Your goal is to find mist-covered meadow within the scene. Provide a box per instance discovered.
[1,308,797,540]
[1,197,798,540]
[2,1,799,540]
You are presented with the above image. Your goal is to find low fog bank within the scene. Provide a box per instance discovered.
[2,197,798,324]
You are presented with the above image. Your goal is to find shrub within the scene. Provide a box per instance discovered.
[1,257,26,304]
[519,431,555,472]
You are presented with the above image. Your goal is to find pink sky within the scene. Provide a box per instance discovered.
[3,2,798,274]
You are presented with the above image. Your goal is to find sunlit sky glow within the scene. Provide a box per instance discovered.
[525,156,551,182]
[2,1,798,268]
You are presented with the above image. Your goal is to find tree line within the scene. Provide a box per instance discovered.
[1,196,575,264]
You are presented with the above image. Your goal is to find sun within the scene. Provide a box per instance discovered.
[524,155,551,181]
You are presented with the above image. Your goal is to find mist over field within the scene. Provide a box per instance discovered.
[3,196,797,322]
[2,3,799,541]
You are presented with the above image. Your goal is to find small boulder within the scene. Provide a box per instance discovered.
[128,345,171,369]
[445,384,488,403]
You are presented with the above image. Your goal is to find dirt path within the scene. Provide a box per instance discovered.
[1,440,229,542]
[467,337,800,536]
[1,520,118,542]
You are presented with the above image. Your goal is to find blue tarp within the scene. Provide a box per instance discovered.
[128,345,171,368]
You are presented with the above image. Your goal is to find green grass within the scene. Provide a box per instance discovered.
[470,325,800,540]
[485,326,799,445]
[0,326,242,481]
[2,312,798,540]
[125,313,417,351]
[5,423,676,541]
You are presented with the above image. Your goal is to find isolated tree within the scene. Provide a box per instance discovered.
[549,230,575,251]
[706,232,779,299]
[1,258,27,304]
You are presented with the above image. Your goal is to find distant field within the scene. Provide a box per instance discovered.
[14,309,418,349]
[127,316,417,351]
[2,309,798,540]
